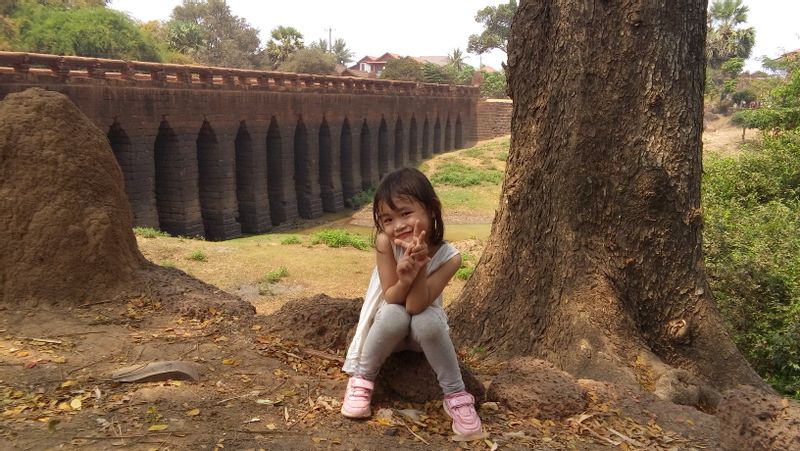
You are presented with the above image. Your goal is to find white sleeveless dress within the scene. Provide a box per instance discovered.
[342,241,460,375]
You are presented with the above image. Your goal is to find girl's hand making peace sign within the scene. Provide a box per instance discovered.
[395,219,430,284]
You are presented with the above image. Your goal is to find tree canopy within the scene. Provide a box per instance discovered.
[278,47,335,75]
[466,0,516,55]
[168,0,262,69]
[309,37,354,66]
[11,3,160,60]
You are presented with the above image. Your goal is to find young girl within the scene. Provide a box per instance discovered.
[341,167,483,438]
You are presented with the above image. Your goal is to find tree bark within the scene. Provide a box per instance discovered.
[449,0,766,393]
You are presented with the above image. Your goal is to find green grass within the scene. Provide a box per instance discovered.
[312,229,371,250]
[187,250,207,262]
[430,162,503,187]
[133,227,170,239]
[456,252,476,280]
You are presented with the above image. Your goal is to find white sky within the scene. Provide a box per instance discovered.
[109,0,800,73]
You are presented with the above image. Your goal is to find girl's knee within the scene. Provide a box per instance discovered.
[410,310,448,342]
[374,304,411,335]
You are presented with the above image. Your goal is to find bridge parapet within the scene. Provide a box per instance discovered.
[0,51,479,97]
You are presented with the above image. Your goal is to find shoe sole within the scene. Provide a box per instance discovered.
[340,405,371,419]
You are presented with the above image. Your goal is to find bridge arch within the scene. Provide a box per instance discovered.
[409,115,419,164]
[422,117,431,159]
[378,117,389,179]
[266,117,286,226]
[444,116,452,151]
[394,116,404,169]
[455,114,463,149]
[360,120,372,190]
[433,117,442,154]
[340,117,357,201]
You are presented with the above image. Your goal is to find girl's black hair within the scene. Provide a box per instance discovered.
[372,167,444,245]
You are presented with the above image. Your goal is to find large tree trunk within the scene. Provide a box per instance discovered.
[449,0,766,394]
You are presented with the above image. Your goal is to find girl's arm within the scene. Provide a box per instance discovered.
[375,232,412,304]
[404,253,461,315]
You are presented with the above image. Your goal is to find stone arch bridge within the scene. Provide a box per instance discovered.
[0,52,480,240]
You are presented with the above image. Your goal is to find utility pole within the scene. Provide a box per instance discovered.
[325,27,334,52]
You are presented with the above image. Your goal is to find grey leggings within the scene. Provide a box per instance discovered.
[356,303,465,394]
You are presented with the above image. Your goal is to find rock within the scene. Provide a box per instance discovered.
[653,368,721,410]
[0,88,145,305]
[487,358,587,419]
[112,361,201,383]
[261,295,362,352]
[376,351,484,403]
[717,385,800,451]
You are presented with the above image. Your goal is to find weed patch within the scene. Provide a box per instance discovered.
[134,227,170,239]
[281,235,302,245]
[312,229,371,250]
[187,250,207,262]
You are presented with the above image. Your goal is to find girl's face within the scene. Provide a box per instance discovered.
[377,196,431,245]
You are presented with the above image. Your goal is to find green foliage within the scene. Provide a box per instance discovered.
[467,0,516,55]
[133,227,170,239]
[280,235,302,245]
[309,37,353,65]
[344,190,374,210]
[456,251,476,280]
[380,57,423,81]
[266,25,303,69]
[261,266,288,284]
[430,162,502,187]
[731,66,800,132]
[311,229,370,250]
[278,47,335,74]
[13,4,161,60]
[480,71,507,98]
[703,131,800,398]
[187,250,207,262]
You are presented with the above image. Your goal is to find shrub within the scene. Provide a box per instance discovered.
[133,227,170,239]
[344,190,374,210]
[261,266,288,284]
[311,229,370,250]
[187,250,207,262]
[280,235,301,245]
[703,131,800,398]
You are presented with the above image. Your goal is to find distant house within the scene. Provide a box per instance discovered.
[348,52,402,76]
[414,56,449,66]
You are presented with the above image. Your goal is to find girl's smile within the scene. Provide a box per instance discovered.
[377,196,431,244]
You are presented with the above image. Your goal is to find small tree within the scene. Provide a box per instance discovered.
[278,47,335,75]
[480,70,507,98]
[378,57,422,81]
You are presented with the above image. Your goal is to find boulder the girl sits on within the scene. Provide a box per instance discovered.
[341,167,483,438]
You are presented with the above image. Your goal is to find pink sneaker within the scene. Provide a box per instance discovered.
[341,376,374,419]
[443,390,483,437]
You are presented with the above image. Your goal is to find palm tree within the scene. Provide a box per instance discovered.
[448,48,466,70]
[266,26,304,69]
[706,0,754,69]
[709,0,749,29]
[331,38,354,65]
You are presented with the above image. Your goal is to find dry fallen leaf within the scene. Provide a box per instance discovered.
[61,380,77,388]
[148,424,168,431]
[69,397,82,411]
[266,423,276,430]
[222,358,237,366]
[186,408,201,417]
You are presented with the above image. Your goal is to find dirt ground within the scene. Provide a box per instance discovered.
[1,124,750,450]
